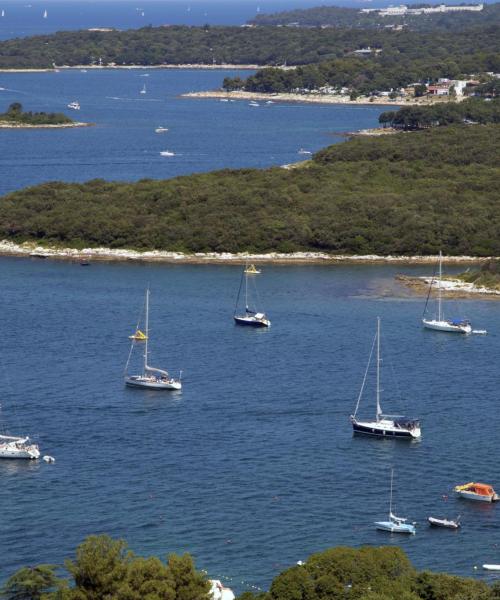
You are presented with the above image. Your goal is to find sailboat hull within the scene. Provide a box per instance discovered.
[0,444,40,459]
[234,316,270,327]
[422,319,471,334]
[125,376,181,390]
[351,418,420,439]
[375,520,416,534]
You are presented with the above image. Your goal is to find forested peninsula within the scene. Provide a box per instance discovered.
[3,535,500,599]
[0,124,498,257]
[0,102,80,128]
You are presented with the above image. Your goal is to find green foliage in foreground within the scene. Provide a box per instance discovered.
[4,541,500,600]
[379,98,500,130]
[458,260,500,291]
[0,103,73,126]
[1,535,210,600]
[0,124,499,256]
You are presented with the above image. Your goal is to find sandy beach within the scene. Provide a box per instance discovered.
[0,240,494,266]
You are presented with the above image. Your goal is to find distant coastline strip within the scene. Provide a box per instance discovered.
[0,241,494,265]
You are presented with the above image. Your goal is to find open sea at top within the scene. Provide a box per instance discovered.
[0,258,499,588]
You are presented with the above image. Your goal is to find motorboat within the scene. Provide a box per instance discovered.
[67,101,81,110]
[0,435,40,459]
[155,126,169,133]
[233,266,270,328]
[160,150,175,157]
[422,251,473,334]
[454,482,499,502]
[428,516,460,529]
[483,565,500,571]
[249,101,260,107]
[350,318,421,439]
[375,469,416,534]
[124,288,182,390]
[244,263,261,275]
[209,580,235,600]
[298,148,312,155]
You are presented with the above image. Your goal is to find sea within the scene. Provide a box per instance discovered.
[0,0,499,590]
[0,258,499,589]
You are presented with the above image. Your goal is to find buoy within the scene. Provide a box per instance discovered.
[43,455,55,463]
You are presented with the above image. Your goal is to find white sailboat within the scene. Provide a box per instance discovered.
[350,318,421,439]
[43,9,47,18]
[125,289,182,390]
[233,266,270,327]
[1,10,5,17]
[140,83,146,94]
[0,434,40,459]
[375,469,416,534]
[422,251,472,334]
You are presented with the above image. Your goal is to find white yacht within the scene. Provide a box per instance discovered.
[67,101,81,110]
[422,251,472,334]
[155,126,169,133]
[350,318,421,439]
[0,434,40,459]
[124,288,182,390]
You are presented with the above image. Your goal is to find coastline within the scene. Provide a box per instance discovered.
[182,90,446,107]
[397,274,500,299]
[0,64,262,73]
[0,120,92,129]
[0,241,494,266]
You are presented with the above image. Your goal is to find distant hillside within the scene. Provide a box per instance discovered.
[249,2,500,31]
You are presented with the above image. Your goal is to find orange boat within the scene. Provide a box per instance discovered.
[454,482,499,503]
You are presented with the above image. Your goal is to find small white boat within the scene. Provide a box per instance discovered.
[155,126,169,133]
[422,251,473,334]
[210,580,235,600]
[266,100,274,104]
[233,266,270,328]
[219,98,229,102]
[483,564,500,571]
[43,8,47,18]
[375,469,416,534]
[350,318,421,439]
[80,69,87,73]
[298,148,312,155]
[1,9,4,17]
[454,482,499,502]
[67,101,80,110]
[249,101,260,107]
[0,435,40,459]
[43,455,55,463]
[124,288,182,390]
[244,263,261,275]
[428,516,460,529]
[140,84,146,94]
[160,150,175,157]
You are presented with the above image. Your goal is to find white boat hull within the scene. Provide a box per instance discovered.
[375,520,416,534]
[456,490,497,502]
[422,319,471,334]
[0,443,40,459]
[483,565,500,571]
[125,376,181,390]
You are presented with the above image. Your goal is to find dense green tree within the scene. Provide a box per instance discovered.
[0,565,63,600]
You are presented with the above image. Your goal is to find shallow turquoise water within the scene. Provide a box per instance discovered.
[0,258,498,588]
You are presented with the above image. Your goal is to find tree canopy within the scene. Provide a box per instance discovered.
[0,103,73,126]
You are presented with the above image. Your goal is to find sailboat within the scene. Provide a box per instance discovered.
[0,434,40,459]
[140,83,146,95]
[422,251,472,334]
[244,263,261,275]
[1,10,5,17]
[375,469,416,534]
[350,318,421,439]
[233,267,270,327]
[43,9,47,18]
[124,289,182,390]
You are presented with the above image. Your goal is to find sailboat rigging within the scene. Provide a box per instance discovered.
[375,469,416,534]
[124,288,182,390]
[350,318,421,439]
[422,251,472,334]
[233,266,270,327]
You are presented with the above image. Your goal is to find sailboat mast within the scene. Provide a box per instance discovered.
[438,251,443,321]
[376,317,382,420]
[389,468,394,517]
[144,288,149,373]
[244,270,248,310]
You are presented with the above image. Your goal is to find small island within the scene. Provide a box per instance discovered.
[0,102,90,128]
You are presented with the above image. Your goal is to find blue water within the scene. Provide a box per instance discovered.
[1,0,492,41]
[0,68,383,195]
[0,258,499,588]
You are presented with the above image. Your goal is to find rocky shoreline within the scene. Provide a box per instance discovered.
[0,121,92,129]
[0,241,494,266]
[397,274,500,299]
